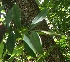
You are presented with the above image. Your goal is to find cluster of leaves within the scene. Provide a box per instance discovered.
[0,0,70,62]
[0,4,49,62]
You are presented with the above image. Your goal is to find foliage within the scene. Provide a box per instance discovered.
[0,0,70,62]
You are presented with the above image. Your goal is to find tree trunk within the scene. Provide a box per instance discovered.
[15,0,40,27]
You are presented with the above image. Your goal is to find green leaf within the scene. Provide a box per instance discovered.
[5,8,13,28]
[31,9,48,25]
[37,30,61,36]
[13,4,21,28]
[0,42,4,58]
[24,41,36,57]
[6,31,15,53]
[23,32,43,54]
[30,31,43,54]
[23,34,36,53]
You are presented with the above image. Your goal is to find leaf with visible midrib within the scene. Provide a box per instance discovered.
[23,31,43,54]
[23,34,35,53]
[31,9,48,29]
[24,41,36,57]
[30,31,43,54]
[31,9,47,24]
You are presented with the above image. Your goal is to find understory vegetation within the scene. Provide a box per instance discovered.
[0,0,70,62]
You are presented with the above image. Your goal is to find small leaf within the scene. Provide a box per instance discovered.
[6,31,15,53]
[13,4,21,28]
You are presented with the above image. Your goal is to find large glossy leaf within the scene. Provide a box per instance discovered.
[6,31,15,53]
[24,41,36,57]
[23,31,43,54]
[30,31,43,54]
[23,34,36,53]
[31,9,47,25]
[13,4,21,28]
